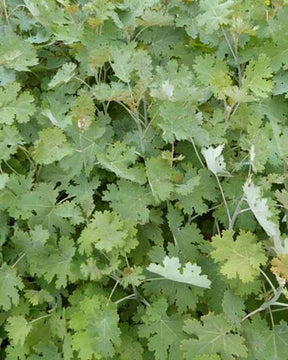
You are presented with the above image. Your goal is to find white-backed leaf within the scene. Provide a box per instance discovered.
[201,144,230,176]
[147,256,211,288]
[243,180,285,254]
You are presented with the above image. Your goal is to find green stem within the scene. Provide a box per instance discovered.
[215,174,231,225]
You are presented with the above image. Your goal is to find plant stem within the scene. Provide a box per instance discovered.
[229,195,245,230]
[107,280,119,306]
[259,268,277,295]
[190,137,205,168]
[221,27,242,87]
[215,174,231,225]
[11,253,26,269]
[30,313,52,324]
[114,294,136,305]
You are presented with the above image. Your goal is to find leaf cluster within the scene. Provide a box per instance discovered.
[2,0,288,359]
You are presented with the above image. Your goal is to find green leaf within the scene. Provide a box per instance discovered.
[97,141,146,184]
[182,313,248,360]
[197,0,235,34]
[110,43,136,83]
[176,167,218,215]
[70,295,121,360]
[138,298,187,360]
[34,127,72,164]
[48,62,77,89]
[117,325,144,360]
[5,316,31,347]
[155,102,207,143]
[103,179,154,224]
[0,125,24,161]
[24,289,53,306]
[222,290,245,328]
[78,210,137,255]
[0,83,35,125]
[0,173,9,190]
[0,263,24,311]
[242,54,274,98]
[40,237,76,288]
[0,32,38,71]
[20,184,82,234]
[243,316,288,360]
[211,230,266,282]
[146,156,174,203]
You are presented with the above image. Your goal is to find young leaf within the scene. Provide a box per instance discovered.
[211,230,266,282]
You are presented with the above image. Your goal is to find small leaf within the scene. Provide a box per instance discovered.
[201,144,229,176]
[271,254,288,281]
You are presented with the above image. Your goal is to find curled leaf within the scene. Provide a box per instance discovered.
[201,144,229,176]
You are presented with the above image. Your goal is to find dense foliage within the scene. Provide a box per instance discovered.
[1,0,288,358]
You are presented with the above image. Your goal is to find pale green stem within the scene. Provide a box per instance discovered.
[215,174,231,225]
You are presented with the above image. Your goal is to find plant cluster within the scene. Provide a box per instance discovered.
[1,0,288,359]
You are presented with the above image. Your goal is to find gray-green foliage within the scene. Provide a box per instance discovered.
[1,0,288,359]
